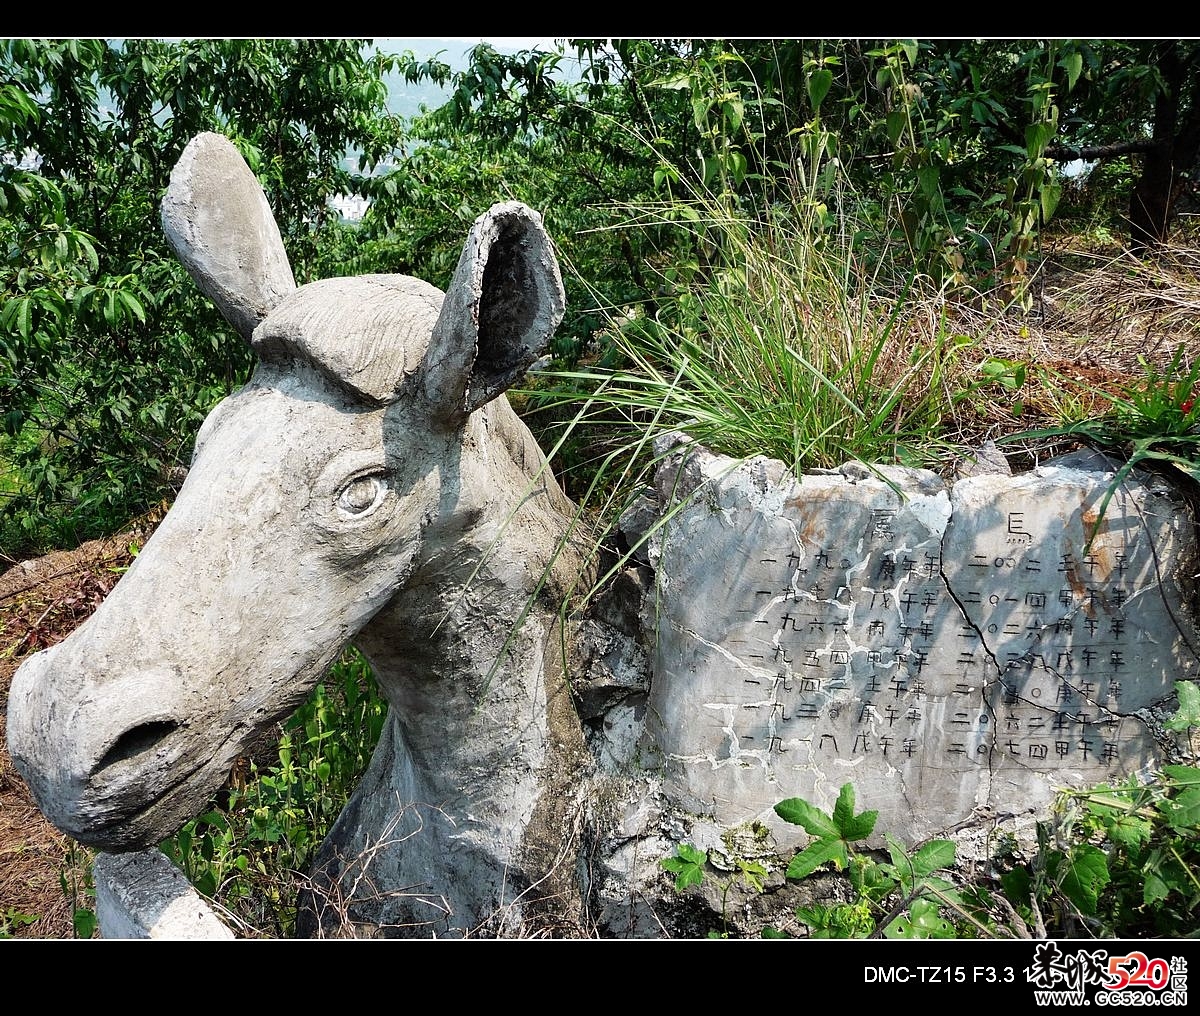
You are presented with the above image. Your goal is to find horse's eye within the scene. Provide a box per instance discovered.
[337,474,388,518]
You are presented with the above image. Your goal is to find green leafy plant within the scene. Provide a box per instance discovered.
[661,842,708,891]
[0,908,39,938]
[771,783,962,939]
[1003,343,1200,549]
[660,784,974,939]
[161,647,386,937]
[999,689,1199,939]
[660,839,769,939]
[59,840,96,939]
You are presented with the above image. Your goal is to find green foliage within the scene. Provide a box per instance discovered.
[658,758,1200,940]
[659,838,770,938]
[660,841,707,891]
[771,783,961,939]
[0,39,402,556]
[1002,761,1200,937]
[660,784,966,939]
[59,840,96,939]
[6,36,1188,556]
[0,908,39,937]
[1165,679,1200,732]
[1004,343,1200,548]
[160,647,386,937]
[776,783,878,879]
[681,685,1200,940]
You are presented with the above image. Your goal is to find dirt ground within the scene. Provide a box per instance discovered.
[2,240,1199,938]
[0,522,157,938]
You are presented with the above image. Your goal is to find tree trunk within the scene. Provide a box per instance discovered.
[1128,42,1200,254]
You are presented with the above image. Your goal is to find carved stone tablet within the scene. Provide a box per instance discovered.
[643,441,1198,851]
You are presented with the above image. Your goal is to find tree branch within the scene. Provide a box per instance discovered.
[1046,140,1157,162]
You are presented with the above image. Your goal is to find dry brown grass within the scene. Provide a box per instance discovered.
[0,523,156,938]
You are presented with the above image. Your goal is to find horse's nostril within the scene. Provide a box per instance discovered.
[95,720,180,773]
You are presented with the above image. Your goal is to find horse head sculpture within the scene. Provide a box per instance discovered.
[7,132,595,936]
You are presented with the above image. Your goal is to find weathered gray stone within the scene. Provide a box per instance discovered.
[954,439,1013,479]
[641,438,1198,854]
[160,132,296,341]
[93,849,234,939]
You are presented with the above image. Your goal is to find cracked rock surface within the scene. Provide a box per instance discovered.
[636,441,1199,855]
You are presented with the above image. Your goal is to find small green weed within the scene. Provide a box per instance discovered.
[161,646,386,936]
[60,840,96,939]
[0,908,39,937]
[660,840,769,939]
[771,783,963,939]
[1005,344,1200,547]
[661,783,970,939]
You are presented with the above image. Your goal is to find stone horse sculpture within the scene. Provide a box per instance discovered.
[8,132,598,937]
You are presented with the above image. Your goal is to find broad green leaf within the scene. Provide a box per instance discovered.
[786,835,848,880]
[1143,871,1170,905]
[882,898,955,939]
[728,150,747,188]
[77,234,98,272]
[899,40,918,66]
[72,284,95,312]
[721,98,743,134]
[1060,843,1109,915]
[1163,764,1200,784]
[737,859,768,892]
[1160,787,1200,830]
[119,291,146,324]
[761,926,791,939]
[1164,683,1200,731]
[1063,51,1083,91]
[775,796,838,837]
[661,843,708,891]
[807,68,833,112]
[1100,813,1153,851]
[831,783,858,830]
[72,908,97,939]
[1025,121,1053,157]
[1040,181,1062,222]
[16,297,31,341]
[839,809,878,842]
[1001,866,1031,906]
[910,839,957,876]
[917,164,941,200]
[833,783,877,840]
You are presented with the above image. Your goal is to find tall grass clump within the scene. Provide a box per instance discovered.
[524,152,985,551]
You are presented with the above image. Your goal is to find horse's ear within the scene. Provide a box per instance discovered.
[161,133,297,342]
[422,202,565,426]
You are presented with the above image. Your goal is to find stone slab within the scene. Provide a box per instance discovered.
[93,849,234,939]
[641,440,1198,852]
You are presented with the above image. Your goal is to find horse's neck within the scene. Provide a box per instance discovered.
[355,397,590,798]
